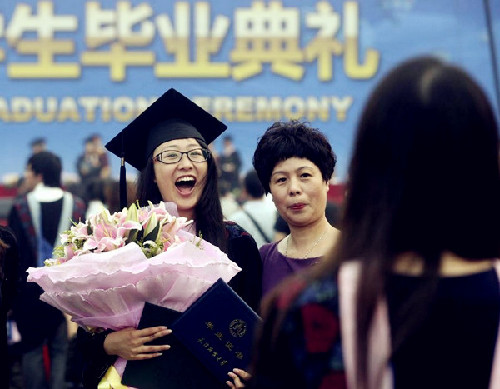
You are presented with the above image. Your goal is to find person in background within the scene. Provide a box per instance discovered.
[83,177,109,220]
[250,56,500,389]
[229,170,277,248]
[208,143,220,169]
[89,133,111,179]
[8,151,86,389]
[30,138,47,155]
[219,180,240,219]
[76,137,102,192]
[0,226,19,389]
[219,135,242,196]
[77,88,262,389]
[16,137,48,196]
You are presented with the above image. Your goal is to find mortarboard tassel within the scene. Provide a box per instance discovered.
[120,154,127,209]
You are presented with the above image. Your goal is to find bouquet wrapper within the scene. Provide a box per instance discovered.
[27,235,242,387]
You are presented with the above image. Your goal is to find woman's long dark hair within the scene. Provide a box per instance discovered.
[136,142,227,252]
[318,56,500,388]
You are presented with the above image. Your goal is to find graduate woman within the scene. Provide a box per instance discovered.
[77,88,262,389]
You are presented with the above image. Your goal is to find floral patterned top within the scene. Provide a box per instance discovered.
[250,274,346,389]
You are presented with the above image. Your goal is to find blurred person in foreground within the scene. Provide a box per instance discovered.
[249,57,500,389]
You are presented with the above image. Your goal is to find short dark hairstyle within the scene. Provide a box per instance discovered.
[27,151,62,187]
[252,120,337,193]
[243,170,265,198]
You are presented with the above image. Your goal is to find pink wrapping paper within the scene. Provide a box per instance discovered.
[27,238,241,330]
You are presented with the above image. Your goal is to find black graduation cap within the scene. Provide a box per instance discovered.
[105,88,227,208]
[106,88,227,171]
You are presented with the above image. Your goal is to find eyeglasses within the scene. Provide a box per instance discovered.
[153,148,211,164]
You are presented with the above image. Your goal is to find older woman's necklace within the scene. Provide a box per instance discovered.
[285,230,328,259]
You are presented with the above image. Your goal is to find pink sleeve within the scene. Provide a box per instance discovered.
[339,260,500,389]
[338,262,392,389]
[489,261,500,389]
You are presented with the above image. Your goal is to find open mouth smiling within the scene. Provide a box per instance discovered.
[175,176,196,194]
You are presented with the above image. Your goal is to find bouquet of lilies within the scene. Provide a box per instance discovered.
[27,201,241,330]
[48,201,189,264]
[27,201,241,387]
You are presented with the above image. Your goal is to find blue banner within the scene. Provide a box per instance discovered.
[0,0,499,183]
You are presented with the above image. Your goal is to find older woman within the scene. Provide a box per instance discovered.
[225,120,340,389]
[252,120,340,298]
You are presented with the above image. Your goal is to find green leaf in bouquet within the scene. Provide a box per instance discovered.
[143,223,160,244]
[155,219,166,244]
[125,229,139,244]
[136,228,144,243]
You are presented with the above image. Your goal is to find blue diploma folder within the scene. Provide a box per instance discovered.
[171,278,261,384]
[122,278,260,388]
